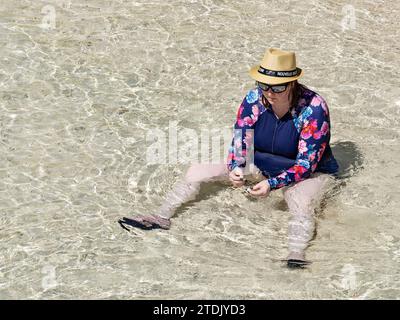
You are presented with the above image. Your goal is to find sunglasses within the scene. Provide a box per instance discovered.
[256,81,289,93]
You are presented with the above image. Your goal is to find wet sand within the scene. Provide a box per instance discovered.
[0,0,400,299]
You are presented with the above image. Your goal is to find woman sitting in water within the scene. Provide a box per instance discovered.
[119,48,339,268]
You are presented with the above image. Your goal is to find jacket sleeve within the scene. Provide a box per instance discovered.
[226,89,261,172]
[267,95,331,190]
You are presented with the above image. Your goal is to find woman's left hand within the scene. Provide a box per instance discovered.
[248,180,271,197]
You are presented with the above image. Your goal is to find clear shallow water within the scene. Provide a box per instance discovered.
[0,0,399,299]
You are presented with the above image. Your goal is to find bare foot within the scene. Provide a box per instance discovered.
[118,214,171,230]
[287,251,305,261]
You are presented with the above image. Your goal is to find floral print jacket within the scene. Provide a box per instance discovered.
[226,87,338,190]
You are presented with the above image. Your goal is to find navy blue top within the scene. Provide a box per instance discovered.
[253,105,338,177]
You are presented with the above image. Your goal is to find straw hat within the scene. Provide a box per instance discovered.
[249,48,303,85]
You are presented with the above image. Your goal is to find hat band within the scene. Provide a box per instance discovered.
[258,66,298,77]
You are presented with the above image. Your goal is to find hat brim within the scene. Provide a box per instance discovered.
[249,65,303,84]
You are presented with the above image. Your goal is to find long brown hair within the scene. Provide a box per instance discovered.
[261,80,308,111]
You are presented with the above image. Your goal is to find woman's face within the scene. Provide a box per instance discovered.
[262,81,293,107]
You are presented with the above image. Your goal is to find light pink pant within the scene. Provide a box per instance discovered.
[157,163,336,258]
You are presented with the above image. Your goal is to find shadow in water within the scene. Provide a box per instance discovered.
[316,140,364,214]
[331,140,364,180]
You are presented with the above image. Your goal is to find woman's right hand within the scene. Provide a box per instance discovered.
[229,167,245,187]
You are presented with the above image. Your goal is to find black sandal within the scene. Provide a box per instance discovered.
[287,259,311,269]
[118,216,170,231]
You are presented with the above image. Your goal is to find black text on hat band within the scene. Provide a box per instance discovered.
[258,67,299,77]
